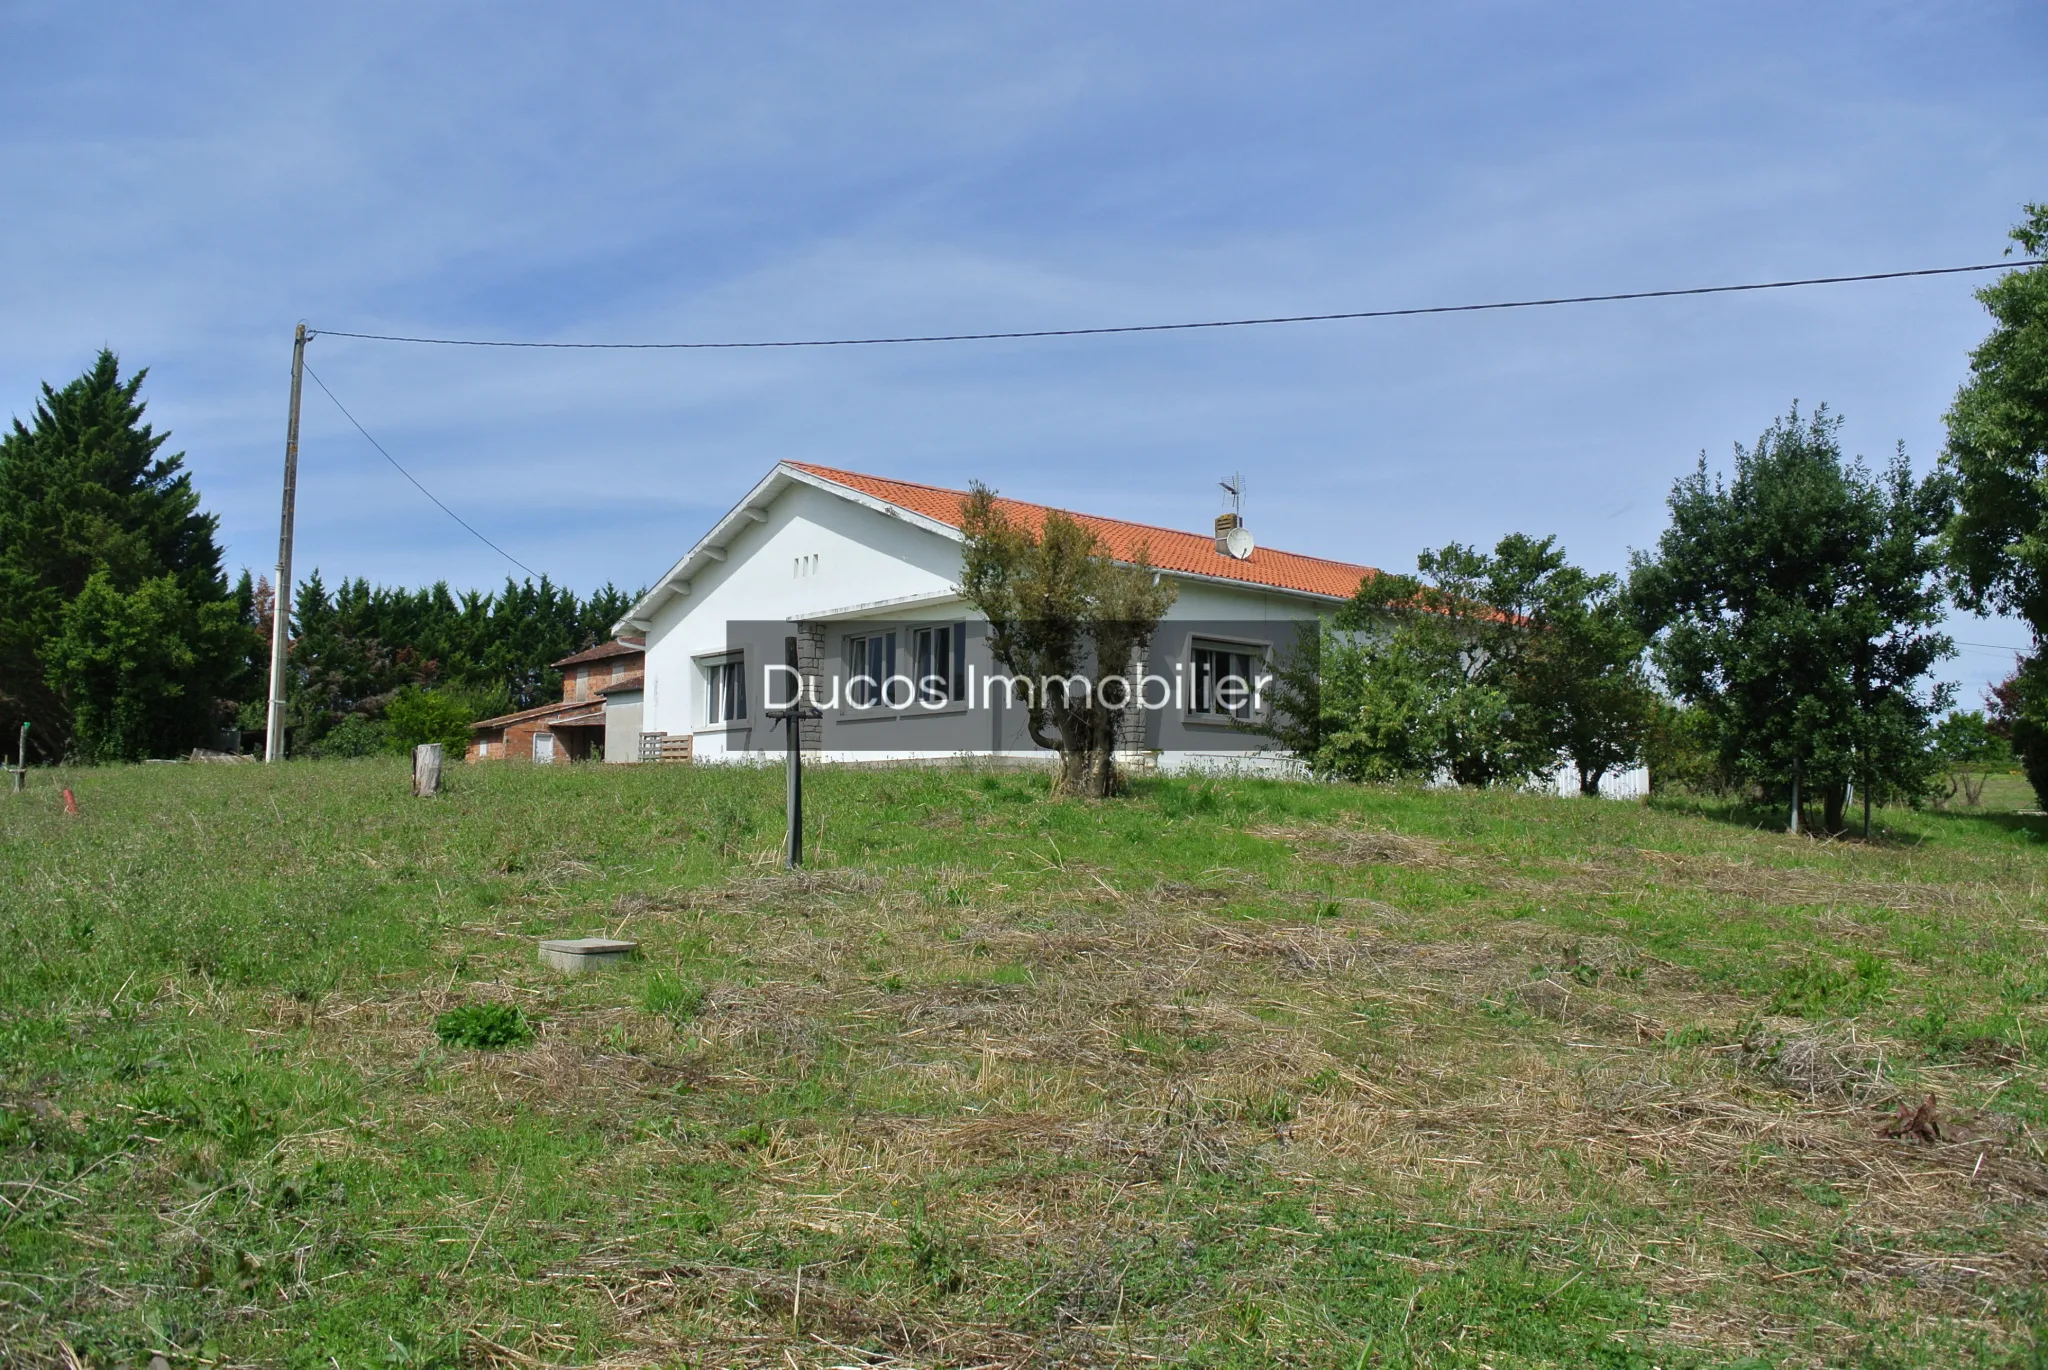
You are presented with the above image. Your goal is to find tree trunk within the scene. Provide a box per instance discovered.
[1064,741,1097,794]
[413,743,443,797]
[1821,782,1847,837]
[1578,764,1603,798]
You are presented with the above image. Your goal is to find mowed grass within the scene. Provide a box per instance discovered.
[4,761,2048,1368]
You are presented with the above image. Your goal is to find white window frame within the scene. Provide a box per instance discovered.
[844,630,899,710]
[532,732,556,763]
[1187,639,1268,722]
[911,622,967,707]
[702,652,747,725]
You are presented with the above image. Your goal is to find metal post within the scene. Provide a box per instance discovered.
[1788,758,1801,836]
[264,324,308,763]
[783,635,803,868]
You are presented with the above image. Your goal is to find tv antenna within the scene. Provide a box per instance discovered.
[1220,473,1243,518]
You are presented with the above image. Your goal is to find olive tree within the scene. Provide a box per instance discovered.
[959,483,1176,797]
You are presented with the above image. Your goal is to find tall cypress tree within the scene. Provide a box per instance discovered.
[0,352,254,760]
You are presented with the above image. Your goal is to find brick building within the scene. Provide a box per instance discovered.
[471,638,644,763]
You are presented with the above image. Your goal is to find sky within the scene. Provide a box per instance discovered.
[2,2,2043,703]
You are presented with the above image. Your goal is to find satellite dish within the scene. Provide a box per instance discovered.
[1224,525,1255,560]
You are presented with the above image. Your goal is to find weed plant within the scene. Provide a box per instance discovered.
[433,1003,532,1049]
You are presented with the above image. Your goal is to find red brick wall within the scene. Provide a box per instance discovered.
[471,716,594,763]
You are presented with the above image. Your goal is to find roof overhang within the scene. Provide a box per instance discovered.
[613,461,1357,635]
[613,462,967,635]
[795,588,966,624]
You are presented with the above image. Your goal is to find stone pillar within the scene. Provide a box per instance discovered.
[795,623,826,755]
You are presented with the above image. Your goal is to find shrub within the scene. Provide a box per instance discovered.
[306,713,388,759]
[433,1002,532,1049]
[386,687,478,760]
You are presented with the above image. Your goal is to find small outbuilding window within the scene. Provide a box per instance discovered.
[533,733,556,763]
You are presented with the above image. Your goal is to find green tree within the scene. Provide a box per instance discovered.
[1641,700,1735,796]
[1942,204,2048,801]
[41,572,243,762]
[1630,405,1954,834]
[1262,604,1498,784]
[959,483,1176,797]
[274,572,631,753]
[384,686,478,759]
[1264,536,1652,790]
[1984,664,2048,802]
[1524,585,1658,796]
[0,352,254,759]
[1931,709,2012,808]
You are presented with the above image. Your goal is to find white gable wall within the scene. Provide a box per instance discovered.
[640,480,963,756]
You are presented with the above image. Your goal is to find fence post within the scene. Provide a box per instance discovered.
[413,743,443,797]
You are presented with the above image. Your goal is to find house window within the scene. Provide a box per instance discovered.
[845,631,897,709]
[533,732,556,763]
[704,654,747,724]
[912,623,966,705]
[575,666,589,699]
[611,660,625,683]
[1189,641,1264,720]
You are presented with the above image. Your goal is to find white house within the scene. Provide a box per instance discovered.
[612,461,1648,794]
[614,462,1372,774]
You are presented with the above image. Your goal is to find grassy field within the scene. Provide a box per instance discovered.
[4,760,2048,1369]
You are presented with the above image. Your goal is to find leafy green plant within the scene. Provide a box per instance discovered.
[433,1002,532,1049]
[1767,952,1891,1017]
[307,713,388,759]
[385,687,478,760]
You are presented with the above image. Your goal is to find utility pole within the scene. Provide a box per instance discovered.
[264,324,308,763]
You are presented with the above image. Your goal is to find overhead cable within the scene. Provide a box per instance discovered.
[301,363,544,580]
[308,260,2041,352]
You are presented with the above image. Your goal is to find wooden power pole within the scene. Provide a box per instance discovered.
[264,324,308,763]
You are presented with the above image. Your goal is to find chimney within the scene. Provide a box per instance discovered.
[1214,512,1241,555]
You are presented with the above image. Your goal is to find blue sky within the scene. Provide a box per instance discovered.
[2,3,2043,701]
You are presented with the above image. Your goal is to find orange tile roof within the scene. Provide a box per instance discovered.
[553,637,644,669]
[784,462,1378,600]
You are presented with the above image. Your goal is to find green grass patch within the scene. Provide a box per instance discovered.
[3,757,2045,1365]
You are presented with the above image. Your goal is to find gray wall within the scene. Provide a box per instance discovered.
[603,692,644,763]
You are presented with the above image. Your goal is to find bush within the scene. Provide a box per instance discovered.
[1642,702,1734,796]
[1987,662,2048,808]
[386,687,479,760]
[306,713,388,759]
[433,1002,532,1049]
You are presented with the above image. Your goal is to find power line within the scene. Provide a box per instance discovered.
[308,260,2041,352]
[301,362,544,580]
